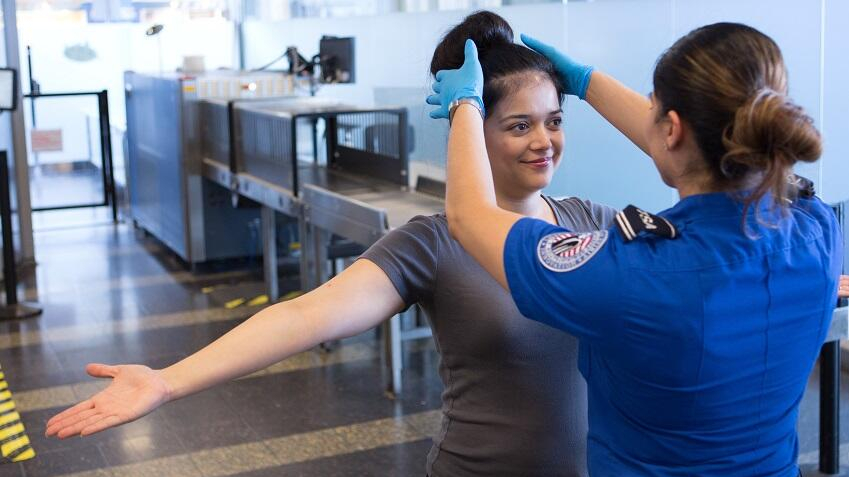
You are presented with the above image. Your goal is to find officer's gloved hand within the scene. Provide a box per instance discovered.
[427,39,484,120]
[520,34,594,100]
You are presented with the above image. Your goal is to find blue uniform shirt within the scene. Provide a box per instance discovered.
[504,192,842,476]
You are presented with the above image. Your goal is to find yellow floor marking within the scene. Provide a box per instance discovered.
[246,294,269,306]
[0,365,35,464]
[224,298,246,309]
[281,290,304,301]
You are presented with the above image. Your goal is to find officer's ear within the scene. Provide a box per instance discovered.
[664,109,684,151]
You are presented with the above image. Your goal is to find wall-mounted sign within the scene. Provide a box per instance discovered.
[31,129,64,152]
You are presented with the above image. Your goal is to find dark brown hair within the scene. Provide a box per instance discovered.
[430,10,565,115]
[653,23,821,219]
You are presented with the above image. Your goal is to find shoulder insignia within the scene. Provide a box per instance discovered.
[787,174,815,199]
[537,230,608,272]
[615,205,677,242]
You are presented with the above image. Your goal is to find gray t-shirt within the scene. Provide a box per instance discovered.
[361,196,617,477]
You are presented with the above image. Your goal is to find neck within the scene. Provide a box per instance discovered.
[674,169,720,200]
[495,191,554,223]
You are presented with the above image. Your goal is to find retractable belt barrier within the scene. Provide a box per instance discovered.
[1,150,41,321]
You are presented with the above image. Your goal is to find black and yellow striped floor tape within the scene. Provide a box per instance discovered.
[0,366,35,464]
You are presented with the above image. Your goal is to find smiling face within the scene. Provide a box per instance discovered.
[483,72,564,200]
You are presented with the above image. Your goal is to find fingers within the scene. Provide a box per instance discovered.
[426,94,441,106]
[520,33,549,53]
[429,107,448,120]
[838,275,849,298]
[46,407,100,438]
[435,70,447,82]
[46,400,94,432]
[432,81,442,94]
[463,39,479,64]
[86,363,119,379]
[80,415,123,437]
[57,412,113,439]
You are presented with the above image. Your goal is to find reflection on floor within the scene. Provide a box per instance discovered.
[0,214,847,476]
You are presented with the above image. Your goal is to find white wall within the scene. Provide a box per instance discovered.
[241,0,849,209]
[19,15,235,123]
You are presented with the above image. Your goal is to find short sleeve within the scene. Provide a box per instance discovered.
[582,199,619,230]
[504,217,626,343]
[358,215,439,308]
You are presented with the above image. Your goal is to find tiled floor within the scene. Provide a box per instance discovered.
[1,212,849,476]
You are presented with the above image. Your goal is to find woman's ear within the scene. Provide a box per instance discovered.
[665,110,683,150]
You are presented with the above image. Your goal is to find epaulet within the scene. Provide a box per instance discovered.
[787,174,815,200]
[615,205,678,242]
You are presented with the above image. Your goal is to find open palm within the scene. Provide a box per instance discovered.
[45,363,171,439]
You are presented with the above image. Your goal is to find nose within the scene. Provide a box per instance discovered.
[529,124,553,152]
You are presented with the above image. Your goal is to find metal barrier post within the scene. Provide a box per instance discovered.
[98,90,117,222]
[819,340,840,474]
[0,150,42,320]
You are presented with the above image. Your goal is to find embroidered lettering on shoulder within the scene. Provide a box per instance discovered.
[615,205,677,242]
[537,231,608,272]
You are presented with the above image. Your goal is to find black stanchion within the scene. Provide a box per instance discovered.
[819,340,840,474]
[0,150,42,320]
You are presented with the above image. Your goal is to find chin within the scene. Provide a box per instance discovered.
[524,176,552,192]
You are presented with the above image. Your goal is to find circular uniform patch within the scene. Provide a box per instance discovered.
[536,230,609,272]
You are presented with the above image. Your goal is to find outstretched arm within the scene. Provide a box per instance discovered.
[45,259,404,438]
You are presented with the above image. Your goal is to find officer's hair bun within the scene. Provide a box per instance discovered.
[429,10,565,115]
[721,88,821,194]
[430,11,514,75]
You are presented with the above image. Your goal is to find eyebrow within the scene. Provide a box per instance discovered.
[499,110,563,121]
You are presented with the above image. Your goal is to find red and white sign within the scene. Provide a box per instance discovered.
[31,129,64,152]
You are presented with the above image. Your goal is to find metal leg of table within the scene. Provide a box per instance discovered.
[312,227,330,286]
[261,206,279,302]
[298,214,317,293]
[383,312,403,397]
[819,340,841,474]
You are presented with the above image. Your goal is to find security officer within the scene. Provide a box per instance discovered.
[428,23,843,476]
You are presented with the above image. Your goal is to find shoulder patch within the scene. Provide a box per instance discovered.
[787,173,815,200]
[615,205,677,242]
[537,230,608,272]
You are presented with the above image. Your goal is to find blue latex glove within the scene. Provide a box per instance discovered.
[426,39,485,120]
[520,33,594,100]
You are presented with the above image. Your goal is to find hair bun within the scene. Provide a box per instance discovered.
[721,88,821,182]
[430,11,514,75]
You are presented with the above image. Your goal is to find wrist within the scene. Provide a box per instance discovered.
[576,66,595,100]
[158,367,181,402]
[449,97,484,125]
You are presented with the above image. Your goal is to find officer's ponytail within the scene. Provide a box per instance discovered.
[653,22,822,221]
[722,88,821,205]
[430,10,565,115]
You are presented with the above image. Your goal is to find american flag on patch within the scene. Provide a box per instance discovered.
[551,233,592,257]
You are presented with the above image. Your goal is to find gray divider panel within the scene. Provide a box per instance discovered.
[330,109,409,187]
[199,99,231,168]
[302,183,388,248]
